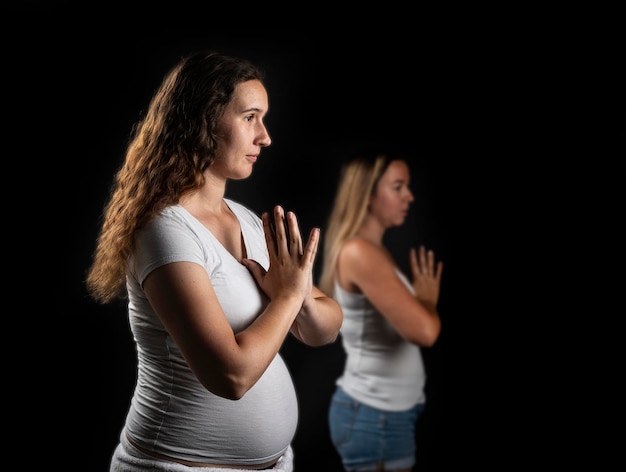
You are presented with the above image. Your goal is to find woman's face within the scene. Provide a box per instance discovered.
[369,160,415,228]
[211,79,272,180]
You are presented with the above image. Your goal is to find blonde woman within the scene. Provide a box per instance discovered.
[319,148,443,472]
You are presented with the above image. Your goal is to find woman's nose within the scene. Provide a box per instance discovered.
[257,125,271,147]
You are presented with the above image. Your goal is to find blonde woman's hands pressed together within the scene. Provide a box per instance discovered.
[410,245,443,309]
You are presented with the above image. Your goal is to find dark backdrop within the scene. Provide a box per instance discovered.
[55,35,455,471]
[12,5,625,471]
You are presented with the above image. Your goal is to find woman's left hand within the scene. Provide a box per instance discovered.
[243,205,318,306]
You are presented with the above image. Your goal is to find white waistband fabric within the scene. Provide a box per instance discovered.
[109,432,293,472]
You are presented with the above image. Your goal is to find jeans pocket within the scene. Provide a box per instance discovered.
[328,391,359,447]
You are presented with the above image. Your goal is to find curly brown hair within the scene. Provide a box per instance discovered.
[86,50,264,303]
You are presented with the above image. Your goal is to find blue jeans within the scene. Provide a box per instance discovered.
[328,386,424,472]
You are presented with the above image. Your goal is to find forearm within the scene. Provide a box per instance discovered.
[237,295,303,361]
[216,296,303,398]
[291,295,342,346]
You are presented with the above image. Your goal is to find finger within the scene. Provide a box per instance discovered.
[409,248,419,276]
[262,212,278,258]
[427,249,435,272]
[273,205,288,257]
[302,227,320,266]
[241,258,266,284]
[419,245,428,275]
[287,211,303,256]
[435,260,444,280]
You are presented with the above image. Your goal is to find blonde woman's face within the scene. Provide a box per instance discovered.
[369,160,415,228]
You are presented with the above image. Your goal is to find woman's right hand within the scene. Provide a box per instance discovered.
[410,245,443,307]
[242,205,319,306]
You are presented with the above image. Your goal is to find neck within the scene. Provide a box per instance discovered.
[356,218,385,245]
[180,175,226,214]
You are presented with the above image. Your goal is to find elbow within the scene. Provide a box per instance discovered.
[422,319,442,347]
[198,373,256,401]
[213,386,248,401]
[310,331,340,347]
[295,316,343,346]
[419,331,439,348]
[293,309,343,346]
[295,329,340,347]
[326,331,340,344]
[406,318,441,347]
[312,320,342,345]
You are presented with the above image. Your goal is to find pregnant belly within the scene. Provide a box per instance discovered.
[128,354,299,463]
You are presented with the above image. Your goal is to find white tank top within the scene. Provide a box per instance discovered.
[334,269,426,411]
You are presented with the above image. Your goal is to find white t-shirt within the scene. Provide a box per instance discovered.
[123,199,298,465]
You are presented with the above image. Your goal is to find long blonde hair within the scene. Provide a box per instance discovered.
[318,148,395,296]
[85,51,264,304]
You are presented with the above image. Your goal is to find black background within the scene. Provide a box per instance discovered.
[60,35,458,470]
[9,4,625,471]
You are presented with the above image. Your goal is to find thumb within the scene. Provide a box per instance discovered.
[241,258,266,284]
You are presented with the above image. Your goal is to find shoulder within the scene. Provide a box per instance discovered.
[340,238,395,271]
[137,205,203,248]
[131,206,208,283]
[141,205,200,237]
[338,238,398,293]
[342,237,389,259]
[144,205,186,231]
